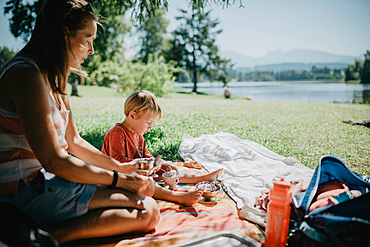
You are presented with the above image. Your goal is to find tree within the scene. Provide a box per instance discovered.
[82,1,133,75]
[167,8,232,92]
[345,60,363,81]
[3,0,240,94]
[0,46,16,69]
[4,0,131,65]
[3,0,133,95]
[135,8,170,64]
[3,0,243,39]
[360,50,370,84]
[345,65,358,81]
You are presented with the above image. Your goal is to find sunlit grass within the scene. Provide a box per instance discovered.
[69,85,370,176]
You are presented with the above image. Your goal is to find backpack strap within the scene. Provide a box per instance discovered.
[299,221,326,243]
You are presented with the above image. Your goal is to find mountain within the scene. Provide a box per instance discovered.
[254,63,350,72]
[220,49,364,70]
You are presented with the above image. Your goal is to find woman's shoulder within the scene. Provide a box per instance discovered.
[0,56,46,101]
[1,56,41,80]
[0,56,46,113]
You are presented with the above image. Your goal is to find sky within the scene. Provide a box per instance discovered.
[1,0,369,58]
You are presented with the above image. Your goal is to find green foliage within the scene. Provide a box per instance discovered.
[0,46,16,69]
[167,8,232,92]
[3,0,132,75]
[90,60,123,87]
[3,0,238,89]
[143,125,183,161]
[360,50,370,83]
[91,54,183,97]
[82,1,133,72]
[345,60,363,81]
[135,8,170,64]
[345,65,359,81]
[3,0,242,40]
[236,66,345,82]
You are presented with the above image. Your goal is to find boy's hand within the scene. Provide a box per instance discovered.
[118,160,142,173]
[160,163,178,173]
[155,163,179,180]
[137,160,152,170]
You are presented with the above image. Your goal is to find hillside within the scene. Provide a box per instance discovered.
[221,49,364,71]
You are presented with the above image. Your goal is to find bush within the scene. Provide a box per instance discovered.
[90,54,184,97]
[0,46,16,69]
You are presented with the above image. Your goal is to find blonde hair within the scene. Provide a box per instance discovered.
[124,90,162,119]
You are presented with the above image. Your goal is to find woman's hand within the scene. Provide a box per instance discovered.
[116,170,155,197]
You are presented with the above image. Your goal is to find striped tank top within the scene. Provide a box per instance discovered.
[0,58,69,195]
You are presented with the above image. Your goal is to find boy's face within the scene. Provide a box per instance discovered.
[130,111,160,136]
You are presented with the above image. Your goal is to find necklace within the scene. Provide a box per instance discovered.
[120,122,144,158]
[131,132,144,158]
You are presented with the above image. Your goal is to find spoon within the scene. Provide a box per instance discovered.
[213,174,218,187]
[147,155,161,177]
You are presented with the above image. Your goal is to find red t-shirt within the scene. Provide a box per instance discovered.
[101,123,153,163]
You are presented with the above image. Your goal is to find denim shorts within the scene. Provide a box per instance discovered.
[9,169,97,226]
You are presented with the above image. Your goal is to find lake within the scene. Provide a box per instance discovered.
[173,81,370,104]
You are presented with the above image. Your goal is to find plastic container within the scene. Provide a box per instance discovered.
[264,177,292,247]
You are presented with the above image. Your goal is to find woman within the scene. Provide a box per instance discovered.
[0,0,159,244]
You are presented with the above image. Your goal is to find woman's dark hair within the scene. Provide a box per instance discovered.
[21,0,97,98]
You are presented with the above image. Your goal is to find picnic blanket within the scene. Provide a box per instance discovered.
[113,186,263,247]
[67,173,263,247]
[178,132,314,227]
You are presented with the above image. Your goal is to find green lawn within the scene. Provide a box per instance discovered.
[69,85,370,175]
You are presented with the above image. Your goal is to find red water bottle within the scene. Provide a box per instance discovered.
[264,177,292,247]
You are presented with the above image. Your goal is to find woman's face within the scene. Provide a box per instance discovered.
[67,19,97,68]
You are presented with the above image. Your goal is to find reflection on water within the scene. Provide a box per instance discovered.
[173,81,370,104]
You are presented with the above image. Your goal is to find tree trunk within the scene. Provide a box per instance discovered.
[71,80,79,96]
[70,75,79,96]
[192,67,197,93]
[191,47,197,92]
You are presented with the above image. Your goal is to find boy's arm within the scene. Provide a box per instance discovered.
[102,128,135,163]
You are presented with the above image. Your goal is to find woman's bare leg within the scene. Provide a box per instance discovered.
[49,187,160,244]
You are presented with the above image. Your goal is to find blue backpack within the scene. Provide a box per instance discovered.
[288,155,370,247]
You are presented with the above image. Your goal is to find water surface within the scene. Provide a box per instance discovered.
[173,81,370,104]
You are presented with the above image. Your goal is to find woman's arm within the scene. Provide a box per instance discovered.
[6,64,151,193]
[62,95,139,173]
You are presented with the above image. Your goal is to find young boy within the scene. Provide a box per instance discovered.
[101,90,222,206]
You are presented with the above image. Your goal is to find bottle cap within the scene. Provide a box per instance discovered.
[273,177,291,188]
[270,177,292,202]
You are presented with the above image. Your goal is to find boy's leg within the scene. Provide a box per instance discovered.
[179,168,223,184]
[153,183,204,207]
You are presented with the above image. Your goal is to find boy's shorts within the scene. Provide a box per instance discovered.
[10,169,97,226]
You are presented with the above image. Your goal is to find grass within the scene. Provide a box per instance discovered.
[69,85,370,176]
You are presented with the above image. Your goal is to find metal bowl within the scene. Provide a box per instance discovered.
[133,158,153,163]
[162,170,180,189]
[195,181,221,201]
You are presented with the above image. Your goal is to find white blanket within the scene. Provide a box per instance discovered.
[178,132,314,226]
